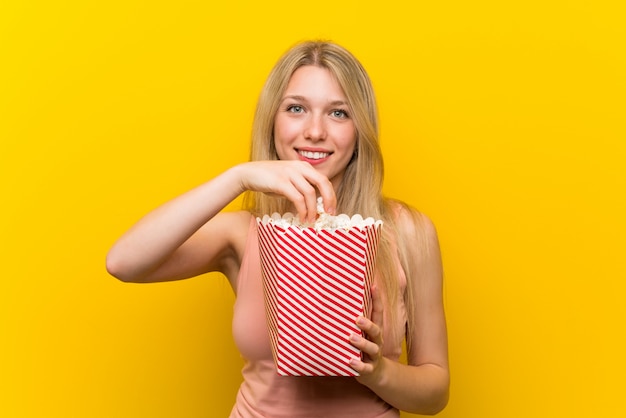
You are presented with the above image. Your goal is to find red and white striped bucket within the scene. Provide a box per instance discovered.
[257,220,381,376]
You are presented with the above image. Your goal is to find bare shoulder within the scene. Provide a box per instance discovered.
[202,210,253,253]
[211,210,254,234]
[386,199,438,243]
[202,210,254,278]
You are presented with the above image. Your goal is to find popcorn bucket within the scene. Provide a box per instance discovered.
[257,216,382,376]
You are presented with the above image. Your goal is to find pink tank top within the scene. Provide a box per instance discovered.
[230,216,407,418]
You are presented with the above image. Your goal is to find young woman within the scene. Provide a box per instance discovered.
[107,40,449,417]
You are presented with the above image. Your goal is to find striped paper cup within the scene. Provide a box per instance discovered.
[256,218,382,376]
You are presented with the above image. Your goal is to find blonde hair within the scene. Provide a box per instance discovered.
[244,40,423,351]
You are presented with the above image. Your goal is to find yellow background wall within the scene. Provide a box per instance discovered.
[2,1,624,417]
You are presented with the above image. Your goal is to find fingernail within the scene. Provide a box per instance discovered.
[349,333,360,342]
[356,316,366,326]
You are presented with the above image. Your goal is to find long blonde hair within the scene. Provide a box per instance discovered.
[244,40,423,351]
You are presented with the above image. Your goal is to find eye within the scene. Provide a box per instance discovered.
[287,105,304,114]
[331,109,349,119]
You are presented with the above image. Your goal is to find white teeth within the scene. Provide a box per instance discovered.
[299,150,329,159]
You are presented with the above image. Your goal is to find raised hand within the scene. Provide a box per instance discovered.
[235,160,337,223]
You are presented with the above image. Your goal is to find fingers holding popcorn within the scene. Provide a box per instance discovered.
[349,319,385,381]
[350,285,385,380]
[236,160,336,222]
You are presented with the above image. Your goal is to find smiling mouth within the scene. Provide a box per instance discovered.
[297,150,331,160]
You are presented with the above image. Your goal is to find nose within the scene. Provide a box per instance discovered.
[304,114,326,142]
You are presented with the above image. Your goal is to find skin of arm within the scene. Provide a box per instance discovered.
[106,165,248,283]
[349,209,450,415]
[106,161,336,284]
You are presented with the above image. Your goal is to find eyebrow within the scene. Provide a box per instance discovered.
[281,95,348,107]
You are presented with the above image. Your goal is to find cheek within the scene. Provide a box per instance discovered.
[272,117,295,159]
[273,116,296,144]
[338,125,357,151]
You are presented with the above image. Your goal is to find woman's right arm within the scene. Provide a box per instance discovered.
[106,161,335,283]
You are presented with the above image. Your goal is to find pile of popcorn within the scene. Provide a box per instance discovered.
[258,198,382,231]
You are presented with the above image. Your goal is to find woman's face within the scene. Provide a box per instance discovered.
[273,65,357,190]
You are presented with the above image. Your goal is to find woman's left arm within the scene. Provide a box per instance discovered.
[349,211,450,415]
